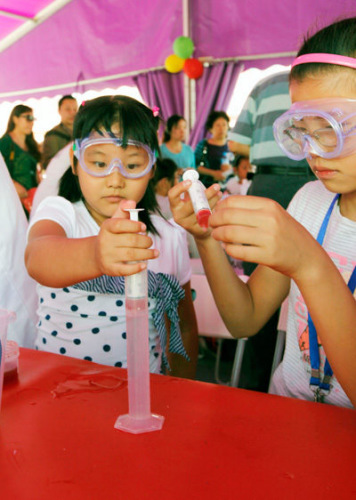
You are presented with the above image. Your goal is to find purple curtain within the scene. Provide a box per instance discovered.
[133,70,184,122]
[188,61,243,149]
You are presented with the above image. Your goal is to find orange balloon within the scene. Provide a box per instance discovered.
[183,58,204,79]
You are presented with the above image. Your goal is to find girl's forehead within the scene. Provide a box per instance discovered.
[213,117,227,125]
[88,127,120,139]
[290,72,356,103]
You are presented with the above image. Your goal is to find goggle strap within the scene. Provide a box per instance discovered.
[292,53,356,70]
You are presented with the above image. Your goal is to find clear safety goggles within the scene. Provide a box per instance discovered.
[273,98,356,160]
[73,137,156,178]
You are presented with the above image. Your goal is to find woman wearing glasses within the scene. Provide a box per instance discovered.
[0,104,41,201]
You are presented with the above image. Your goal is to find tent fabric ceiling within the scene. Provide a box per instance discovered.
[0,1,70,50]
[0,0,355,100]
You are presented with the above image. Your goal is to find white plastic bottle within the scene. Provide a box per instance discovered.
[183,169,211,229]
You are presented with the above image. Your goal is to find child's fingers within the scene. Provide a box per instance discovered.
[210,196,282,230]
[112,199,136,219]
[113,232,154,249]
[109,261,149,277]
[205,183,222,209]
[95,244,159,277]
[168,179,192,207]
[216,194,277,211]
[114,247,159,263]
[106,217,147,235]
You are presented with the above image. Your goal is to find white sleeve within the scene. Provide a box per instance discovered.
[171,221,192,286]
[28,196,76,239]
[149,216,192,286]
[0,155,38,347]
[32,143,72,215]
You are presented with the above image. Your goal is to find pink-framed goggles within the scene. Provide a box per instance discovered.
[273,98,356,160]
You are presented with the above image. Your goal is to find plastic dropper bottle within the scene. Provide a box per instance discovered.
[114,208,164,434]
[182,169,212,229]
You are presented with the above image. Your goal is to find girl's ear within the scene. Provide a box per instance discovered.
[155,177,171,196]
[149,162,156,180]
[69,146,77,175]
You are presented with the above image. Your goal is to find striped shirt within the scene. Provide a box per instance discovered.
[231,71,309,169]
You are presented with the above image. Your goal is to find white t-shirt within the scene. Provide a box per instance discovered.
[28,196,191,372]
[225,177,251,195]
[0,155,37,347]
[270,181,356,408]
[31,143,71,215]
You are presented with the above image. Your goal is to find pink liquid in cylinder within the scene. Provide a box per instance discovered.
[114,208,164,434]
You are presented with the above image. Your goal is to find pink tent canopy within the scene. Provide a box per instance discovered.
[0,0,354,100]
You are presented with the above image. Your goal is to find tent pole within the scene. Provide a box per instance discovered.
[0,0,73,54]
[183,0,194,133]
[0,51,296,99]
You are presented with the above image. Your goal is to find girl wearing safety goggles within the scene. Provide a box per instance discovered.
[26,95,198,378]
[169,17,356,407]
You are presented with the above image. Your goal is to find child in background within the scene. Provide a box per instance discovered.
[152,157,199,258]
[25,95,198,379]
[152,157,182,219]
[225,156,253,196]
[169,17,356,407]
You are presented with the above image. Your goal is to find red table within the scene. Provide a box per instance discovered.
[1,349,355,499]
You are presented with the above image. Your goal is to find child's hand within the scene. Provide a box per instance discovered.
[209,195,317,279]
[95,200,159,276]
[168,180,221,239]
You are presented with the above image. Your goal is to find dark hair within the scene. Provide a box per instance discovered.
[291,17,356,83]
[205,110,230,131]
[58,95,161,235]
[5,104,41,162]
[152,157,178,186]
[233,155,249,168]
[58,94,76,109]
[163,114,185,143]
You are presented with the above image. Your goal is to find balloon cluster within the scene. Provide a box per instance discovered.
[164,36,204,79]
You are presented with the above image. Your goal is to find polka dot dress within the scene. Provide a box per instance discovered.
[30,197,192,374]
[35,285,162,373]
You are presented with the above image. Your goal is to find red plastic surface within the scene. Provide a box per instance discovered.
[1,349,355,499]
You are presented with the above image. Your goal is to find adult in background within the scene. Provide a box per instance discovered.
[0,154,37,348]
[160,115,195,170]
[195,110,233,188]
[228,70,314,209]
[0,104,41,201]
[228,70,316,393]
[41,94,78,170]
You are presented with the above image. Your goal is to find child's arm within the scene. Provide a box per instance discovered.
[25,201,159,288]
[166,281,199,379]
[210,195,356,406]
[168,181,290,338]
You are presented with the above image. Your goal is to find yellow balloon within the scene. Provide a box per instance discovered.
[164,54,184,73]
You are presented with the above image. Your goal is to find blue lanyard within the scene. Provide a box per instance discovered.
[308,194,356,401]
